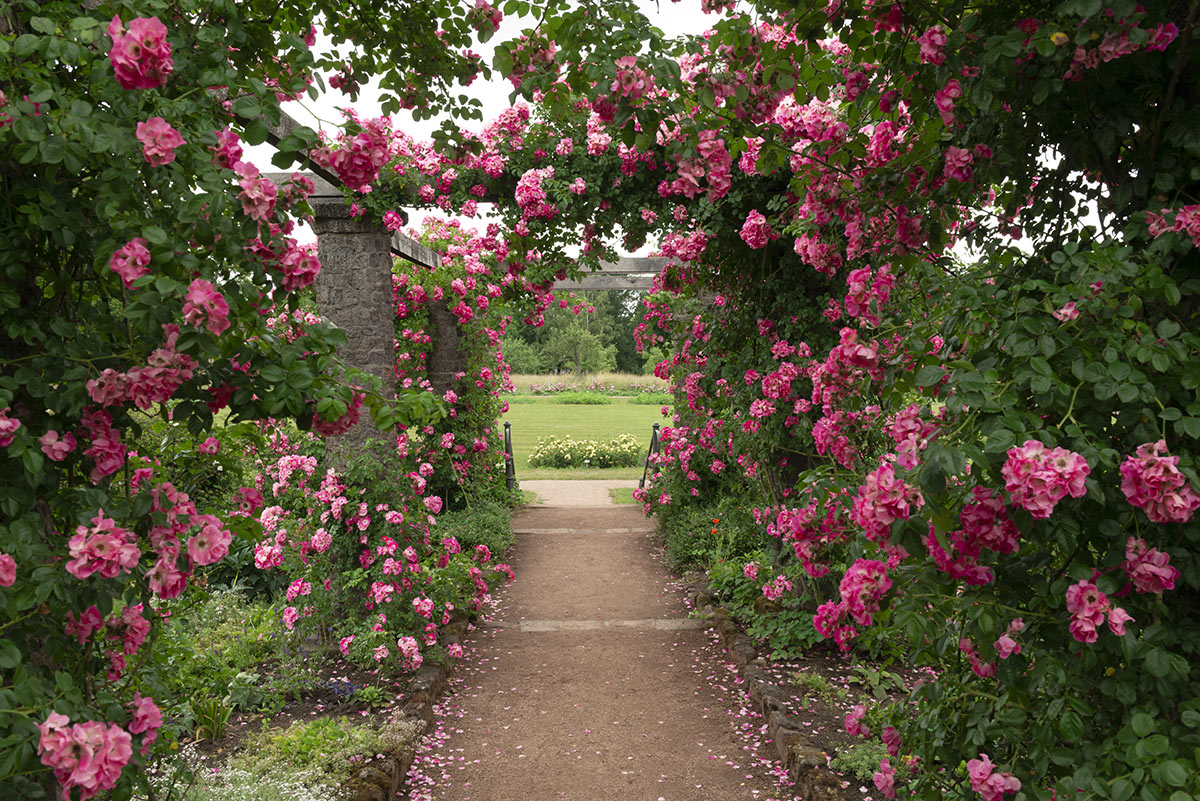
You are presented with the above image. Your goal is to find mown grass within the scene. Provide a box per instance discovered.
[609,487,637,504]
[502,395,668,480]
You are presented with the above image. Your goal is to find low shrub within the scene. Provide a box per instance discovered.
[629,392,672,405]
[528,434,641,468]
[552,391,612,404]
[434,500,515,555]
[659,498,761,570]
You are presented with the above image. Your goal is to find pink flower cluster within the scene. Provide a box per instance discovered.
[66,511,141,580]
[397,634,423,670]
[38,712,133,800]
[81,407,126,482]
[739,209,776,249]
[924,488,1020,586]
[86,324,196,410]
[851,463,924,544]
[515,166,558,220]
[917,26,947,65]
[1119,440,1200,523]
[108,16,173,90]
[761,573,792,600]
[182,278,231,336]
[1000,440,1089,518]
[843,263,894,327]
[187,514,232,566]
[135,117,185,166]
[311,118,390,191]
[611,56,653,100]
[887,403,935,469]
[874,756,897,798]
[1122,537,1179,594]
[959,637,996,678]
[844,704,870,737]
[966,754,1021,801]
[814,558,892,649]
[993,618,1025,659]
[235,162,278,221]
[1065,580,1133,643]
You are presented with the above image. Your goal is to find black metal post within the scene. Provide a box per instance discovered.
[504,421,515,493]
[639,422,660,490]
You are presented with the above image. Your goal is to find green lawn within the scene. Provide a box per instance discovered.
[501,395,669,480]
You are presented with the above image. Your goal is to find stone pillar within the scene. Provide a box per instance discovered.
[426,299,467,397]
[311,200,396,464]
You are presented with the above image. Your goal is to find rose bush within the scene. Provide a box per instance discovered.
[347,1,1200,798]
[0,1,511,796]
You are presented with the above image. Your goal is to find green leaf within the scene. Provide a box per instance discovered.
[0,640,21,669]
[984,427,1016,453]
[259,365,286,383]
[1156,319,1180,339]
[1130,712,1155,736]
[231,95,262,118]
[1059,709,1083,741]
[1144,648,1170,677]
[1110,779,1134,801]
[1181,709,1200,727]
[915,365,945,387]
[1152,760,1188,787]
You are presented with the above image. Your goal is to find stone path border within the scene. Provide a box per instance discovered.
[683,578,845,801]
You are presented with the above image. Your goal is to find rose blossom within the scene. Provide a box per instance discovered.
[135,117,186,166]
[108,16,173,89]
[109,237,152,288]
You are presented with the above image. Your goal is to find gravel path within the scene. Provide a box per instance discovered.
[521,479,639,507]
[407,485,784,800]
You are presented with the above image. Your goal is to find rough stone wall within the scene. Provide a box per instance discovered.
[425,298,466,397]
[311,207,396,463]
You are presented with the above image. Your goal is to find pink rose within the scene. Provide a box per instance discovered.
[1053,301,1079,321]
[0,553,15,586]
[0,407,21,447]
[135,117,186,166]
[39,430,77,461]
[197,436,220,454]
[109,237,152,288]
[108,16,173,89]
[182,278,231,336]
[187,515,231,566]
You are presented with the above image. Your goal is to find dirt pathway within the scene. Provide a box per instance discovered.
[408,483,784,801]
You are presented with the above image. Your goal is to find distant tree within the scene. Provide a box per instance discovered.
[503,289,643,373]
[502,337,544,374]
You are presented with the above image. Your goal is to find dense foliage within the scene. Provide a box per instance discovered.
[5,0,1200,799]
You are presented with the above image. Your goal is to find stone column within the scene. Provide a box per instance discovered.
[311,197,396,465]
[426,299,467,397]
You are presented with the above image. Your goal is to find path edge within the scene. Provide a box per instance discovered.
[682,576,845,800]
